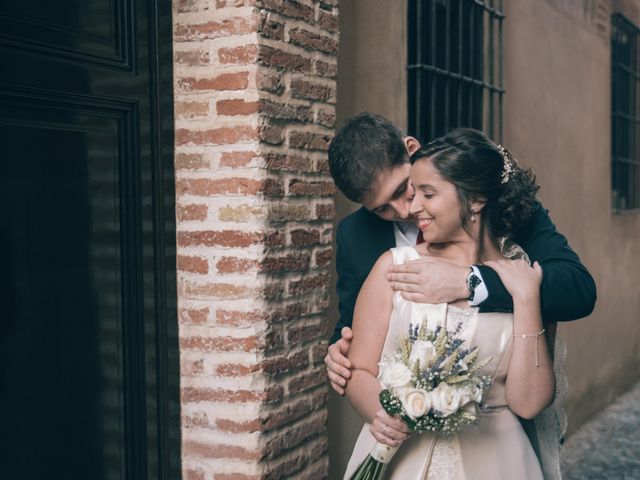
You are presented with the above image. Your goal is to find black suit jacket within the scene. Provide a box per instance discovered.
[331,202,596,343]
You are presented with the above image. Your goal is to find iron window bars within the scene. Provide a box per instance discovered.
[408,0,504,143]
[612,13,640,212]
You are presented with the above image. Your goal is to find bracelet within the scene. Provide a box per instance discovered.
[513,328,545,367]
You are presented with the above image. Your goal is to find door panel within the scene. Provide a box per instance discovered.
[0,1,179,479]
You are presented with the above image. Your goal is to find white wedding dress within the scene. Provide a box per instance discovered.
[343,246,564,480]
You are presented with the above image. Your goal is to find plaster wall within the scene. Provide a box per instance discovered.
[328,0,640,474]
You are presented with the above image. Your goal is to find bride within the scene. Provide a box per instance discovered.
[343,129,558,479]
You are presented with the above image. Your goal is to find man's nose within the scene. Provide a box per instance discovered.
[390,198,412,220]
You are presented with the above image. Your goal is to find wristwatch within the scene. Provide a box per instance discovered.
[466,268,482,302]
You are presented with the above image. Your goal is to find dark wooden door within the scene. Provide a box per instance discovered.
[0,1,179,478]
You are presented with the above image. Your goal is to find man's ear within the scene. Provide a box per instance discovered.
[404,136,421,155]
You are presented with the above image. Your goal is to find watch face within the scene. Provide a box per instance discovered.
[467,273,482,301]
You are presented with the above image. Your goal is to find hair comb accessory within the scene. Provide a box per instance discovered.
[497,144,513,184]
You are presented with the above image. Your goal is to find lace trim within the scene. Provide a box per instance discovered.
[427,434,464,480]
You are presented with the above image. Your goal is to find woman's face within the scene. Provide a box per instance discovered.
[409,158,469,244]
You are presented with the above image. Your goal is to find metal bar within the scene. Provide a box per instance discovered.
[472,0,505,18]
[430,0,437,139]
[407,64,505,92]
[457,0,463,128]
[498,0,504,142]
[414,0,423,138]
[444,0,451,131]
[468,0,474,125]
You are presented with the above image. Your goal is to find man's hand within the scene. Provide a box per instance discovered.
[386,258,469,304]
[324,327,353,395]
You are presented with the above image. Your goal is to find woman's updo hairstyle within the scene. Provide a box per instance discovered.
[410,128,539,239]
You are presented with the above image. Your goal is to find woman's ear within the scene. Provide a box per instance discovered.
[404,136,421,155]
[470,196,487,214]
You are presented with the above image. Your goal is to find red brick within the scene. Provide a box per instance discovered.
[217,99,260,116]
[314,157,330,173]
[316,107,335,128]
[175,17,257,41]
[318,10,338,33]
[268,204,311,222]
[178,230,264,248]
[314,248,332,267]
[182,387,261,403]
[183,467,206,480]
[315,202,335,220]
[288,321,326,344]
[216,309,270,326]
[256,69,284,94]
[264,153,312,172]
[182,280,258,299]
[264,412,327,458]
[216,0,256,7]
[258,0,314,22]
[174,50,211,65]
[215,363,261,376]
[215,474,261,480]
[177,72,249,91]
[181,358,205,375]
[288,273,330,295]
[176,126,257,146]
[175,100,210,119]
[180,335,261,352]
[176,178,261,196]
[288,179,335,196]
[262,389,328,430]
[216,418,262,433]
[289,28,337,54]
[258,12,284,40]
[183,440,261,460]
[175,153,209,170]
[220,151,257,167]
[289,131,332,151]
[176,0,210,13]
[315,60,337,78]
[287,368,326,394]
[216,257,260,273]
[178,254,209,274]
[219,44,259,64]
[177,204,208,221]
[258,45,312,73]
[260,100,312,123]
[290,228,320,246]
[261,253,310,272]
[291,78,336,103]
[261,349,309,375]
[258,122,285,145]
[179,307,210,325]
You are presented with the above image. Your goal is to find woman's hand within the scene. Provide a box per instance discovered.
[369,409,410,447]
[483,259,543,304]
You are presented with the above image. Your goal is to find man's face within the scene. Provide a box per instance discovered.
[361,163,416,222]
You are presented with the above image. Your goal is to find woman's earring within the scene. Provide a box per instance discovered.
[471,211,476,222]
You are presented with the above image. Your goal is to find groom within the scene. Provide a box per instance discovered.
[325,112,597,395]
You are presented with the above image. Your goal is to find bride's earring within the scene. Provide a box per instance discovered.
[471,211,476,222]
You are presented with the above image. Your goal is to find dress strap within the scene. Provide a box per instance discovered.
[390,246,422,265]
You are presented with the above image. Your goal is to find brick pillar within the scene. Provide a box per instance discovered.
[173,1,338,478]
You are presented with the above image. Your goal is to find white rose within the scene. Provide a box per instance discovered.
[399,388,432,420]
[429,382,467,417]
[408,340,437,369]
[378,361,413,389]
[471,384,484,404]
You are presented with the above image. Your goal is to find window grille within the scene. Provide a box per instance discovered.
[407,0,504,142]
[612,13,640,212]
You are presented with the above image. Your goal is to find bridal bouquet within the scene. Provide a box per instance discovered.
[349,321,492,480]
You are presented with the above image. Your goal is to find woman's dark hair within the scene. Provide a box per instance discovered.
[410,128,539,240]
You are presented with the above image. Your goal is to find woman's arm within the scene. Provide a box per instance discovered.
[345,251,409,446]
[484,260,555,419]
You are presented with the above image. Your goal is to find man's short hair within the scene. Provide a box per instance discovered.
[328,112,409,203]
